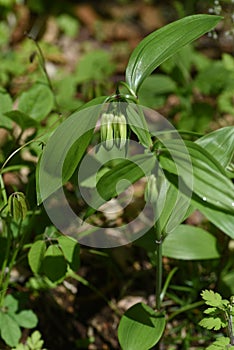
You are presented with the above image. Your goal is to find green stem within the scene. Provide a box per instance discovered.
[167,301,204,321]
[34,40,60,112]
[155,237,163,311]
[117,81,138,100]
[160,267,178,303]
[0,220,24,307]
[0,225,12,307]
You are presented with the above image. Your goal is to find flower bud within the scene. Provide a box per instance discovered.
[8,192,28,221]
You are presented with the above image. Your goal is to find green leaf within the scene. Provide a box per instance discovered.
[200,290,227,308]
[126,104,153,148]
[84,153,155,218]
[204,307,218,314]
[57,235,80,271]
[0,89,13,129]
[206,337,231,350]
[3,295,18,313]
[139,74,177,95]
[162,225,220,260]
[159,140,234,214]
[154,176,192,234]
[194,61,230,95]
[37,100,104,204]
[199,317,225,331]
[80,166,110,188]
[126,14,221,93]
[12,344,26,350]
[28,240,46,274]
[5,110,38,130]
[75,50,115,83]
[62,131,93,185]
[18,84,54,121]
[218,89,234,115]
[13,310,38,329]
[0,115,12,129]
[27,331,44,349]
[42,245,67,282]
[196,126,234,172]
[0,88,12,113]
[138,75,176,108]
[0,313,21,347]
[191,196,234,239]
[118,303,166,350]
[57,14,79,37]
[55,75,83,111]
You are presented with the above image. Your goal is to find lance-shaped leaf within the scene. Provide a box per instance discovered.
[191,194,234,239]
[84,153,156,219]
[162,225,220,260]
[155,176,193,234]
[126,15,222,93]
[196,126,234,174]
[37,97,106,204]
[159,140,234,214]
[127,104,153,148]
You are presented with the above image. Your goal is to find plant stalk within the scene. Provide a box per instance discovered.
[0,220,24,307]
[155,237,163,311]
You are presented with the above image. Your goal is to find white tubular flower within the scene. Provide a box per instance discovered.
[118,113,127,150]
[100,113,108,143]
[105,113,114,150]
[144,174,158,204]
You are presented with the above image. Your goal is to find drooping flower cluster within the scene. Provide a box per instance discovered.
[100,112,127,150]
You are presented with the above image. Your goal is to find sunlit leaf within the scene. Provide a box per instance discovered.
[0,313,21,347]
[58,235,80,271]
[13,310,38,329]
[191,195,234,239]
[37,99,105,204]
[127,104,153,148]
[18,83,54,121]
[159,140,234,214]
[196,126,234,172]
[163,225,220,260]
[118,303,166,350]
[84,153,155,219]
[28,240,46,274]
[126,15,221,93]
[200,290,225,307]
[0,89,13,129]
